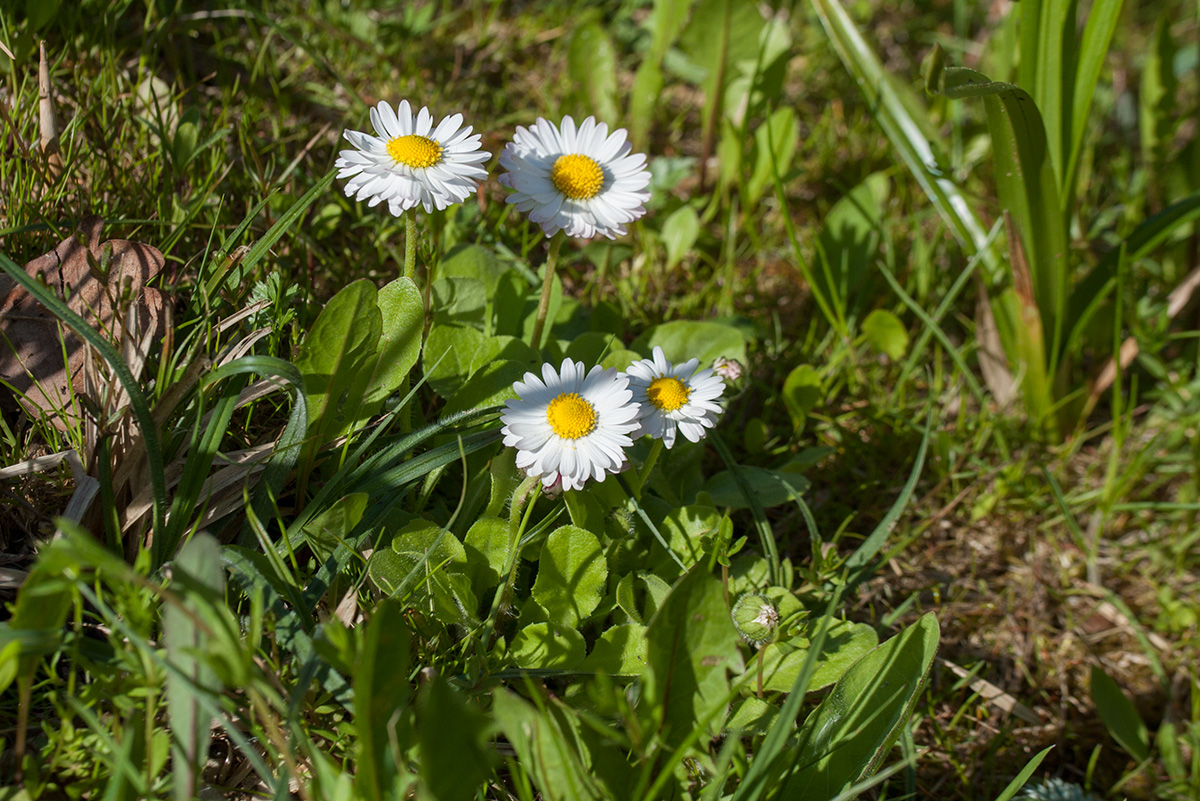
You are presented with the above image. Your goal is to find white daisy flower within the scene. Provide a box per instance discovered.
[335,100,489,215]
[498,115,651,239]
[627,347,726,448]
[501,358,640,491]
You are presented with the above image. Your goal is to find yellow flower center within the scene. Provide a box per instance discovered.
[551,154,604,200]
[546,392,597,440]
[386,134,443,168]
[647,376,690,412]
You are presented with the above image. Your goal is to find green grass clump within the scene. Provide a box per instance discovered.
[2,1,1200,799]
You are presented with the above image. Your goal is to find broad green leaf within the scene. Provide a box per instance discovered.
[785,613,939,797]
[781,364,821,428]
[354,601,411,801]
[368,520,477,627]
[583,624,648,676]
[861,309,909,359]
[300,493,367,562]
[703,466,809,509]
[364,277,423,406]
[815,172,889,322]
[440,358,524,416]
[629,62,665,148]
[438,243,509,294]
[1090,665,1150,762]
[510,622,586,669]
[568,23,619,123]
[295,279,383,475]
[661,205,700,270]
[531,525,607,627]
[164,533,225,801]
[423,323,486,397]
[746,107,799,206]
[632,320,748,367]
[755,621,878,693]
[937,67,1068,371]
[431,275,488,329]
[0,640,19,695]
[491,690,606,801]
[1067,0,1122,208]
[615,572,672,625]
[659,503,722,568]
[26,0,61,30]
[726,696,780,735]
[1018,0,1076,190]
[643,566,745,747]
[417,676,493,800]
[463,516,511,596]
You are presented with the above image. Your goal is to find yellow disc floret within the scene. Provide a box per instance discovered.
[647,376,690,412]
[546,392,598,440]
[551,154,605,200]
[387,134,443,168]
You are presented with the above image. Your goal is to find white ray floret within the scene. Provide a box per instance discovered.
[336,99,489,215]
[501,358,640,491]
[626,347,726,448]
[498,115,651,239]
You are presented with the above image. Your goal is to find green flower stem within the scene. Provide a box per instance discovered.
[529,232,564,351]
[563,489,587,526]
[403,212,417,282]
[629,437,663,501]
[475,476,540,667]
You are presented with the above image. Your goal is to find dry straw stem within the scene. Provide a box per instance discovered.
[38,41,63,180]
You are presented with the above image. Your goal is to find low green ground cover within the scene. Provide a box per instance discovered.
[1,1,1198,798]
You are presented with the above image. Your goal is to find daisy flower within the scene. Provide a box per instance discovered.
[501,358,640,491]
[335,100,489,215]
[498,115,651,239]
[626,347,725,448]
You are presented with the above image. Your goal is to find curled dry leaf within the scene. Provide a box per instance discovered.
[0,216,166,429]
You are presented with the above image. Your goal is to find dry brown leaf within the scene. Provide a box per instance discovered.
[0,216,167,429]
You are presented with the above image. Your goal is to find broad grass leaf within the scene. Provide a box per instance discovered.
[938,67,1068,370]
[756,621,878,693]
[510,622,586,669]
[438,243,509,294]
[491,690,606,801]
[440,358,524,416]
[632,320,748,367]
[353,601,411,801]
[163,533,224,801]
[784,613,939,798]
[424,324,535,399]
[568,23,619,123]
[661,205,700,270]
[726,696,780,735]
[295,279,382,477]
[583,623,648,676]
[364,276,423,405]
[1090,665,1150,762]
[531,525,607,627]
[300,493,367,562]
[781,363,821,428]
[565,332,638,372]
[368,520,477,627]
[615,571,672,625]
[417,676,494,801]
[814,172,889,322]
[861,309,909,359]
[702,466,809,509]
[431,276,488,329]
[746,107,798,206]
[658,503,721,569]
[463,516,510,596]
[643,566,745,747]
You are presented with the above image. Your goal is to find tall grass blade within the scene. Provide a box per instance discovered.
[808,0,1000,277]
[163,532,224,801]
[1066,0,1123,213]
[992,746,1053,801]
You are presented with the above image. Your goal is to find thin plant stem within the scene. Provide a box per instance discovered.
[403,212,417,282]
[529,232,564,351]
[629,437,664,501]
